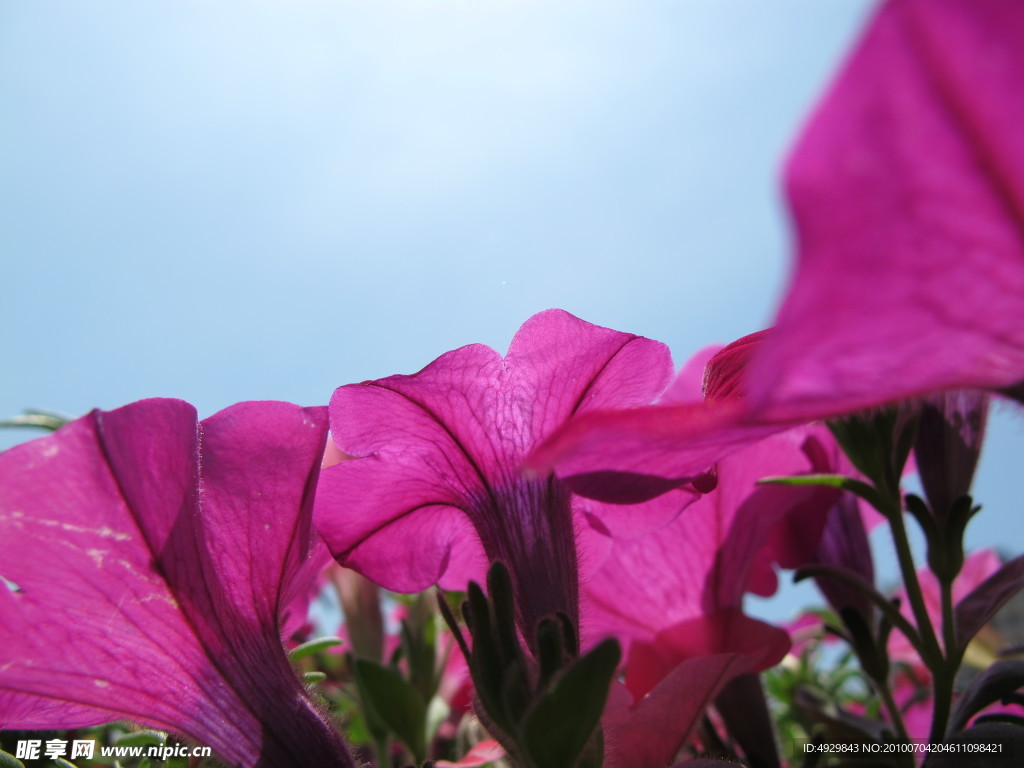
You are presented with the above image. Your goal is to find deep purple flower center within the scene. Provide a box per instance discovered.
[468,475,579,645]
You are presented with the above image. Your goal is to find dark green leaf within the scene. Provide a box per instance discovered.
[947,660,1024,735]
[487,562,521,662]
[522,638,620,768]
[400,602,440,702]
[536,616,567,691]
[955,556,1024,653]
[352,657,427,763]
[464,581,507,730]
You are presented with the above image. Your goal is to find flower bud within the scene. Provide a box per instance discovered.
[914,391,989,522]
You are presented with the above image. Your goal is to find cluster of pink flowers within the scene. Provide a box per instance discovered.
[3,0,1024,766]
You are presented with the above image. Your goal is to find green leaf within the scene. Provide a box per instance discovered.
[522,638,620,768]
[536,616,568,692]
[464,578,528,736]
[116,730,167,747]
[827,408,917,496]
[400,606,439,702]
[0,409,72,431]
[487,562,521,662]
[758,473,883,510]
[303,670,327,684]
[352,657,428,763]
[0,750,25,768]
[289,636,344,661]
[53,760,78,768]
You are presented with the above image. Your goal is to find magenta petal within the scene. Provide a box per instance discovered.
[0,399,353,768]
[434,739,506,768]
[576,487,698,541]
[702,330,771,403]
[578,425,837,768]
[528,333,792,503]
[506,309,674,429]
[579,424,838,761]
[315,458,486,592]
[749,0,1024,419]
[660,345,723,405]
[655,612,790,672]
[280,538,335,639]
[624,612,790,702]
[530,399,786,503]
[582,425,839,647]
[602,653,758,768]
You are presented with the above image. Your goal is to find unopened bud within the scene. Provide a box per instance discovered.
[914,391,989,522]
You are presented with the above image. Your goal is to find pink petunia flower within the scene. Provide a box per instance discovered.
[314,309,690,641]
[584,423,845,768]
[0,399,355,768]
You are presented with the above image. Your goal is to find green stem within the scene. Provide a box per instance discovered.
[878,675,910,744]
[941,575,957,665]
[929,667,954,747]
[794,564,927,659]
[885,494,943,669]
[928,577,960,745]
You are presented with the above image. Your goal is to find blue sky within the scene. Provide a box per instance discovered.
[2,0,1019,621]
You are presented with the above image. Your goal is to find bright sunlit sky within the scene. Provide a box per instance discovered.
[2,0,1020,622]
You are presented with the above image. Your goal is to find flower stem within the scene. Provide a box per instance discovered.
[928,576,960,745]
[884,491,943,669]
[878,674,910,745]
[941,574,957,664]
